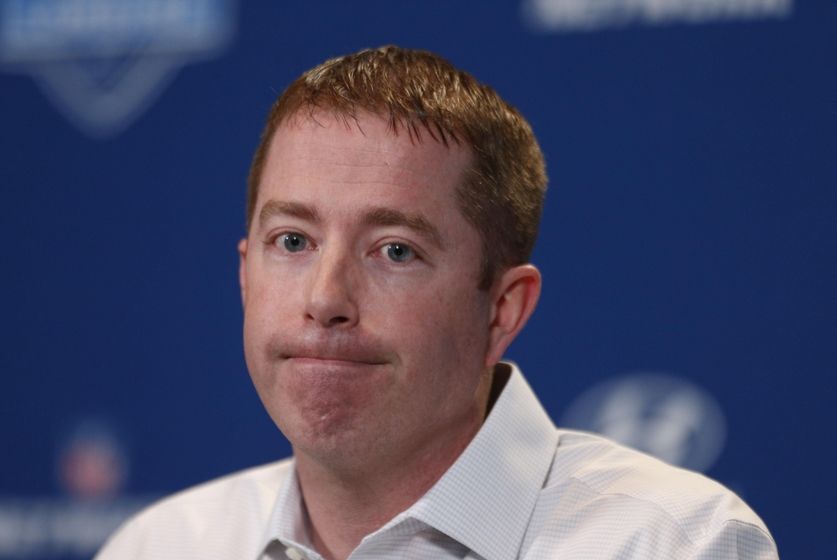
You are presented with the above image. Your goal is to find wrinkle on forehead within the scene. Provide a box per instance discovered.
[271,110,473,187]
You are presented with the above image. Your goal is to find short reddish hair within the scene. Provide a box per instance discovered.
[247,46,547,289]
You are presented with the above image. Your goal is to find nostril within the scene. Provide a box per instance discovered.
[304,259,358,326]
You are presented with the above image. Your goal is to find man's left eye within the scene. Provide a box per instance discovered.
[382,243,415,263]
[280,232,308,253]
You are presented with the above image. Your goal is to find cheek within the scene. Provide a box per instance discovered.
[242,274,294,384]
[382,285,490,370]
[244,263,300,332]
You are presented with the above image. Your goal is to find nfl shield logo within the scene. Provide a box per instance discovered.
[0,0,235,137]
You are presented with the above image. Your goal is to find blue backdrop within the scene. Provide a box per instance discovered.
[1,1,835,558]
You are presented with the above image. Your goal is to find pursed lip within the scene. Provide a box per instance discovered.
[284,355,386,366]
[275,338,390,367]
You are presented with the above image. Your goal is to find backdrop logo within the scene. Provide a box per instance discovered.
[561,372,726,472]
[57,421,128,501]
[0,0,235,137]
[0,419,152,559]
[523,0,793,32]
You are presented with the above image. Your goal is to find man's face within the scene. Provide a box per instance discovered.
[239,112,495,470]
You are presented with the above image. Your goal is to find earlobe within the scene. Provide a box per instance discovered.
[485,265,541,367]
[238,238,248,307]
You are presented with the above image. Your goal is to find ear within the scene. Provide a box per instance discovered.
[238,238,248,307]
[484,264,541,367]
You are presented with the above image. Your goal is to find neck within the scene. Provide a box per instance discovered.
[293,370,495,560]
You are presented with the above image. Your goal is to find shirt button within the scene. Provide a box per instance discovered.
[285,547,305,560]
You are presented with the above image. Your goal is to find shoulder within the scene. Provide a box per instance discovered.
[523,430,777,558]
[95,459,293,560]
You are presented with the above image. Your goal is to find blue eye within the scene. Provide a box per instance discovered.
[385,243,414,263]
[281,233,308,253]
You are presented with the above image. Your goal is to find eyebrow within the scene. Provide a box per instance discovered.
[258,199,443,249]
[258,200,320,227]
[360,207,443,249]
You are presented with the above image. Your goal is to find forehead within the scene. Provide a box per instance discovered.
[258,111,473,210]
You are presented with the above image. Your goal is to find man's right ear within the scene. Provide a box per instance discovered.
[238,238,248,307]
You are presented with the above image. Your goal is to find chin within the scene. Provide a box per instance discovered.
[285,418,384,472]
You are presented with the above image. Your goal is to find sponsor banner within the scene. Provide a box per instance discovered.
[523,0,793,31]
[0,498,153,559]
[0,0,236,137]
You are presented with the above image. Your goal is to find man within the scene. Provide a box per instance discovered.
[96,46,778,559]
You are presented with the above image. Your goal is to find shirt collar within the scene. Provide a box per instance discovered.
[405,362,558,560]
[258,363,557,560]
[259,464,318,559]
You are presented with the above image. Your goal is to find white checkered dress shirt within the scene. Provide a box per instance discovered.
[97,364,778,559]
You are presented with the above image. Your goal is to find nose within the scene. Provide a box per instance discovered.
[304,247,359,328]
